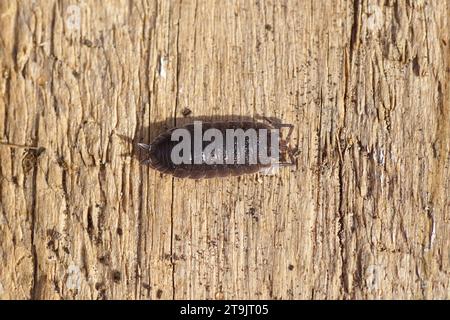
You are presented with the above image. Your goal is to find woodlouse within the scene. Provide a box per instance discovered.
[138,120,296,179]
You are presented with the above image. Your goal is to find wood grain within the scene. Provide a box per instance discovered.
[0,0,449,299]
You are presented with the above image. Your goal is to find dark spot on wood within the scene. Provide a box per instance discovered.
[46,240,55,251]
[412,55,420,76]
[246,207,259,222]
[175,234,181,241]
[112,270,121,283]
[116,227,123,236]
[47,228,61,240]
[46,228,61,255]
[142,283,151,290]
[288,264,294,271]
[87,207,94,240]
[265,24,272,31]
[181,107,192,117]
[156,289,163,299]
[98,253,111,265]
[22,147,45,174]
[95,282,107,300]
[176,254,186,261]
[82,38,93,47]
[57,156,69,170]
[53,280,61,295]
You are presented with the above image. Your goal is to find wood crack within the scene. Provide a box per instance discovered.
[169,1,182,300]
[30,116,41,300]
[337,136,348,298]
[349,0,361,62]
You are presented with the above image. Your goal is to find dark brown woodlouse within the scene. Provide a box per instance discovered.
[138,120,296,179]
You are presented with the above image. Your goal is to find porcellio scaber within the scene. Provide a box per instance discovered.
[138,120,296,179]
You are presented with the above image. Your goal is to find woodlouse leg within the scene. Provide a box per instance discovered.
[140,159,152,165]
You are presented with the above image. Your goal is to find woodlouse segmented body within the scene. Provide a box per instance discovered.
[138,121,295,179]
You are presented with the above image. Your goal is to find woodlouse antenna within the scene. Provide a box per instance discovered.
[137,143,152,151]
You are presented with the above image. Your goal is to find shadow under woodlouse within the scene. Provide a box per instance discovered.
[128,114,288,164]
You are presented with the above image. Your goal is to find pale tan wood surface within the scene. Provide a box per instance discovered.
[0,0,449,299]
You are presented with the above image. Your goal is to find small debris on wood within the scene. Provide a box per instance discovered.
[112,270,121,283]
[82,38,93,47]
[181,107,192,117]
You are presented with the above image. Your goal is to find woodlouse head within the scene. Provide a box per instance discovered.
[137,143,155,165]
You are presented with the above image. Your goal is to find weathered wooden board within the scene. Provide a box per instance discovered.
[0,0,449,299]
